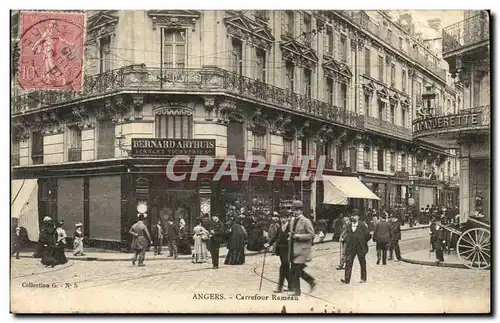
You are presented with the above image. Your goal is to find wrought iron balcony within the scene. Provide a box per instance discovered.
[12,65,364,131]
[364,116,412,141]
[12,154,20,166]
[442,13,489,55]
[68,147,82,162]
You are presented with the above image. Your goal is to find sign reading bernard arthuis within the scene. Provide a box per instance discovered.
[131,138,216,157]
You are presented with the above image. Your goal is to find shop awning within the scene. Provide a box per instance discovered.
[323,175,380,205]
[11,179,39,241]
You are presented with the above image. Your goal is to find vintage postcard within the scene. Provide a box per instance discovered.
[10,9,491,314]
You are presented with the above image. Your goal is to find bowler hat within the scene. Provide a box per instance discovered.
[292,200,303,209]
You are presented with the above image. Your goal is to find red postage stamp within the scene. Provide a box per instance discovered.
[18,11,85,92]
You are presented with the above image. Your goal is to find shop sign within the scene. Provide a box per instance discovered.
[131,138,216,157]
[413,112,482,133]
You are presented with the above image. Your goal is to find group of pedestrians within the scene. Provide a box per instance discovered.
[34,217,70,267]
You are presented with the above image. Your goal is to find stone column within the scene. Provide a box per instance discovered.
[459,157,470,223]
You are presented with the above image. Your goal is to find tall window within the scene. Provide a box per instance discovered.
[327,78,334,105]
[96,120,115,159]
[390,152,396,171]
[364,48,371,76]
[390,104,395,124]
[364,146,371,169]
[365,94,371,117]
[12,138,20,166]
[390,63,396,86]
[303,13,312,45]
[401,108,407,127]
[377,149,384,171]
[387,29,392,42]
[31,131,44,164]
[473,76,481,107]
[68,126,82,162]
[326,28,334,55]
[402,69,407,92]
[401,154,407,171]
[336,145,344,167]
[285,11,294,37]
[283,138,294,154]
[378,55,384,82]
[231,38,243,75]
[399,37,403,49]
[285,62,294,92]
[340,34,347,62]
[304,68,312,98]
[340,83,347,109]
[253,132,266,155]
[155,113,193,139]
[256,49,266,82]
[99,36,111,73]
[378,102,385,120]
[301,138,311,156]
[163,29,187,69]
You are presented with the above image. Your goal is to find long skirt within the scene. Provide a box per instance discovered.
[192,236,208,263]
[177,236,192,255]
[224,247,245,265]
[247,231,264,251]
[41,245,56,266]
[73,238,84,255]
[54,244,68,265]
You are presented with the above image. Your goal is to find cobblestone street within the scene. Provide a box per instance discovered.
[10,229,490,314]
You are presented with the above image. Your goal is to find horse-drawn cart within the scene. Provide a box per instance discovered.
[445,217,490,270]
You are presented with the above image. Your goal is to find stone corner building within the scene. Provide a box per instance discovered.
[11,10,461,250]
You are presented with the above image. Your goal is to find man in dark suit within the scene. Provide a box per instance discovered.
[430,214,446,263]
[373,214,392,265]
[208,215,225,269]
[129,214,152,267]
[388,216,402,261]
[336,216,350,270]
[151,219,164,255]
[288,200,316,296]
[265,212,292,293]
[341,209,371,284]
[166,217,179,259]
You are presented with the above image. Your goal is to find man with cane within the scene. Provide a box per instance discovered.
[287,200,316,296]
[264,212,292,293]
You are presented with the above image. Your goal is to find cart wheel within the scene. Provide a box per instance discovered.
[456,228,490,270]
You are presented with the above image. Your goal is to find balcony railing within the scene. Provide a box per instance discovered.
[364,116,412,141]
[68,147,82,162]
[12,65,364,131]
[252,148,267,157]
[336,10,447,81]
[12,154,20,166]
[442,13,489,55]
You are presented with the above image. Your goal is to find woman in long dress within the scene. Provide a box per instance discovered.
[192,220,210,263]
[54,220,68,265]
[73,222,85,256]
[177,216,192,255]
[40,217,57,267]
[224,218,247,265]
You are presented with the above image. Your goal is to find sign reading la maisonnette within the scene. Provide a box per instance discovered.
[131,139,216,157]
[413,112,483,133]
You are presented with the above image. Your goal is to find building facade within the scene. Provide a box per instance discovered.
[415,11,490,222]
[11,10,460,250]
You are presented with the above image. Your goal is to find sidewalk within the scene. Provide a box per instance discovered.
[17,223,429,262]
[401,249,467,269]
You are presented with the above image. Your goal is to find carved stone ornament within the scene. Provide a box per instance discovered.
[281,39,319,68]
[202,96,216,121]
[216,99,239,124]
[224,11,275,50]
[248,107,269,133]
[362,81,376,96]
[72,106,92,129]
[132,95,145,120]
[147,10,200,31]
[87,10,119,42]
[296,120,311,139]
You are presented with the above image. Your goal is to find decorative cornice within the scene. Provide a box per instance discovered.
[280,39,318,68]
[362,81,376,95]
[224,11,275,50]
[323,58,352,82]
[147,10,200,31]
[87,10,119,42]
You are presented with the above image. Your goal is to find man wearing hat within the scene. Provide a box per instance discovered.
[208,215,225,269]
[151,219,164,255]
[341,209,371,284]
[373,214,392,265]
[129,213,152,266]
[265,211,292,293]
[388,216,402,261]
[288,200,316,296]
[166,217,179,259]
[430,213,446,263]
